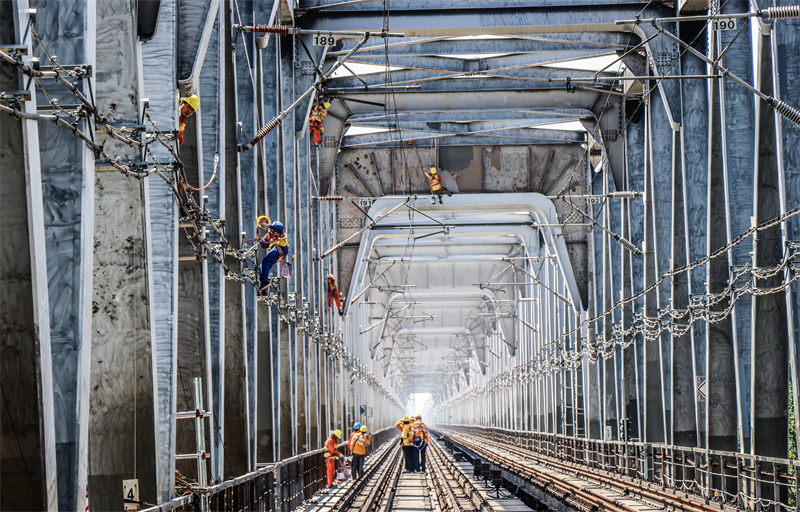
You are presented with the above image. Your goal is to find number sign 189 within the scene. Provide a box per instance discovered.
[313,34,337,46]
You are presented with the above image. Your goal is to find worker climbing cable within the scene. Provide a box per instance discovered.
[257,220,290,294]
[178,94,199,146]
[309,101,330,145]
[327,274,344,315]
[424,167,452,205]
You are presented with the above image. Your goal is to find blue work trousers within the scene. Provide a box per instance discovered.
[259,247,287,283]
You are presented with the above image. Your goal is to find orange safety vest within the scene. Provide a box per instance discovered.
[324,436,341,458]
[350,432,371,455]
[428,173,442,192]
[413,420,428,443]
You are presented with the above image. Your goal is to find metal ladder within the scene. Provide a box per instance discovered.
[175,377,211,511]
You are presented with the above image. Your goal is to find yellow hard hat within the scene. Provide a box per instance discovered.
[256,215,270,227]
[402,415,409,422]
[333,429,342,438]
[360,425,368,432]
[415,413,421,419]
[180,94,200,112]
[323,101,331,108]
[429,167,437,175]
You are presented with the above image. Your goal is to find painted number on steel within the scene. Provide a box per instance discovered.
[586,196,603,205]
[358,198,374,207]
[313,34,337,46]
[123,479,139,511]
[712,18,737,31]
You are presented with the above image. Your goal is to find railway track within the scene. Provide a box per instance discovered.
[440,430,736,512]
[326,437,495,512]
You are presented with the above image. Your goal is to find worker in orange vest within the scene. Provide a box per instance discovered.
[412,414,429,473]
[395,416,419,472]
[349,425,372,479]
[324,429,343,489]
[178,95,199,145]
[424,167,452,205]
[328,274,344,315]
[347,422,362,454]
[309,101,330,145]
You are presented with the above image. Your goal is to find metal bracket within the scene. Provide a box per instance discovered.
[40,64,93,78]
[0,90,32,103]
[0,44,28,56]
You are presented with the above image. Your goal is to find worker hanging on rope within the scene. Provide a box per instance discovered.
[257,219,290,293]
[324,429,344,489]
[327,274,344,315]
[424,167,452,205]
[178,94,199,146]
[309,101,330,145]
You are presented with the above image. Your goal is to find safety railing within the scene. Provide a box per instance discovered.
[441,424,800,512]
[143,427,398,512]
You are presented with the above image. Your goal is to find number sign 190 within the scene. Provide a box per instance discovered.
[712,18,737,31]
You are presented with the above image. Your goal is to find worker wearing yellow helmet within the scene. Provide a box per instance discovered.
[324,429,343,489]
[425,167,453,205]
[178,94,199,145]
[349,425,372,480]
[413,414,429,473]
[395,415,418,472]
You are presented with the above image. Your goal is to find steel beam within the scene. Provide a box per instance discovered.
[142,0,180,500]
[678,18,709,450]
[1,4,57,510]
[751,19,788,466]
[90,1,160,509]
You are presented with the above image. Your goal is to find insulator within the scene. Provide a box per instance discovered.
[247,117,281,149]
[241,24,290,34]
[761,6,800,19]
[772,99,800,126]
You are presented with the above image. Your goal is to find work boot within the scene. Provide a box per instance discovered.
[439,197,443,204]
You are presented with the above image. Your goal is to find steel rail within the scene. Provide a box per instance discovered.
[332,441,401,511]
[441,430,731,512]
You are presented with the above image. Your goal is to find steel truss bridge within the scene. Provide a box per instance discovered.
[2,0,800,511]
